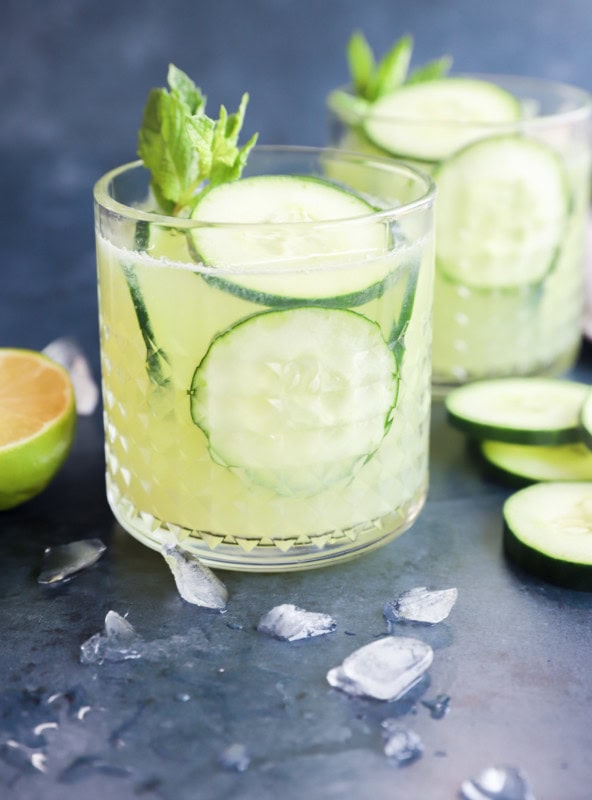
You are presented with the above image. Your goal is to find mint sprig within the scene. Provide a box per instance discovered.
[346,31,452,102]
[138,64,258,216]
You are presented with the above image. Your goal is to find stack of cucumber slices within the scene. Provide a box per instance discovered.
[445,377,592,590]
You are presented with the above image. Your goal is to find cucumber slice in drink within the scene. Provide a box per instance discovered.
[503,481,592,590]
[446,378,589,445]
[188,175,396,307]
[119,221,171,386]
[434,135,570,290]
[363,77,521,162]
[190,307,398,496]
[480,441,592,486]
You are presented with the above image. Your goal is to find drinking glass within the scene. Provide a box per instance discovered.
[329,76,592,395]
[94,146,434,570]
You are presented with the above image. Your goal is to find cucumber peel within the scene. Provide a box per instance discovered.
[503,482,592,590]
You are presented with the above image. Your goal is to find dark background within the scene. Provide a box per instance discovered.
[1,0,592,365]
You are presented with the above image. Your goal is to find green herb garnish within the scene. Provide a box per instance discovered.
[137,64,258,216]
[329,31,452,118]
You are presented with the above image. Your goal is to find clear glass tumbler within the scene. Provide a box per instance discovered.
[94,146,434,570]
[328,76,592,395]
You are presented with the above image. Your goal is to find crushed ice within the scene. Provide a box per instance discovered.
[38,538,106,585]
[460,765,536,800]
[384,587,458,625]
[381,719,423,765]
[161,544,228,610]
[80,611,143,665]
[257,603,337,642]
[327,636,433,701]
[218,743,250,772]
[43,337,99,415]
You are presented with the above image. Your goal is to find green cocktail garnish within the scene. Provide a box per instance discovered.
[137,64,258,216]
[329,31,452,118]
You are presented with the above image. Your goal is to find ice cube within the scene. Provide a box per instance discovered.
[218,743,250,772]
[381,719,423,765]
[37,538,106,585]
[327,636,433,701]
[80,611,143,665]
[421,693,450,719]
[384,587,458,625]
[43,337,99,415]
[257,603,337,642]
[161,544,228,610]
[460,766,536,800]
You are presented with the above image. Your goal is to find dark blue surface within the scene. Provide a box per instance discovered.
[2,2,592,798]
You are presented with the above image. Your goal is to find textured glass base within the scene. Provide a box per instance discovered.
[106,477,427,572]
[431,343,581,402]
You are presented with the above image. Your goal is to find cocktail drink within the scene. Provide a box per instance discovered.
[94,69,435,570]
[328,36,592,394]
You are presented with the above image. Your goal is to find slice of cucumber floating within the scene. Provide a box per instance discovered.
[503,482,592,590]
[434,135,570,290]
[480,441,592,486]
[446,378,590,445]
[363,77,521,162]
[190,307,398,496]
[188,175,397,308]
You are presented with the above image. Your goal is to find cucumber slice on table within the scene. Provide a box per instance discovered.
[190,307,398,496]
[189,175,397,307]
[503,482,592,590]
[446,378,590,445]
[363,77,521,162]
[579,390,592,451]
[480,441,592,486]
[434,135,570,290]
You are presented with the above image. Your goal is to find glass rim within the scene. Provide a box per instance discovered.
[328,72,592,130]
[93,145,435,230]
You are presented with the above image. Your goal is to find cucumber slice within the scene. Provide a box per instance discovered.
[189,307,398,496]
[579,390,592,451]
[503,482,592,590]
[189,175,395,307]
[363,77,521,162]
[480,441,592,486]
[434,135,570,289]
[446,378,589,445]
[119,220,171,386]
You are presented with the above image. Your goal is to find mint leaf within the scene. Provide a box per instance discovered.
[209,95,258,187]
[167,63,206,115]
[138,88,204,214]
[344,33,453,102]
[367,34,413,100]
[347,31,376,97]
[137,65,257,215]
[406,55,453,85]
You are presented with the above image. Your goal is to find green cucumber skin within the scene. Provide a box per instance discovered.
[579,395,592,452]
[464,439,532,488]
[118,220,170,387]
[198,270,392,310]
[447,411,582,447]
[503,521,592,591]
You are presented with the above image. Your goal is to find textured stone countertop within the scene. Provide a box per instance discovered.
[2,385,592,799]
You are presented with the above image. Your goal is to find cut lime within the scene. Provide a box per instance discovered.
[0,348,76,509]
